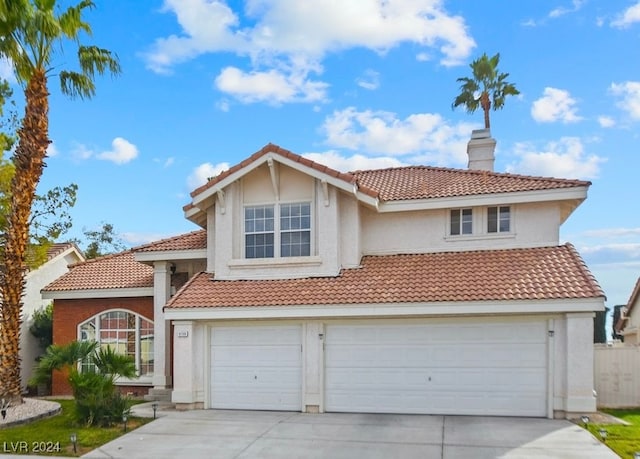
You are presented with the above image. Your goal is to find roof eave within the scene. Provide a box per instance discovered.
[376,186,589,212]
[134,249,207,263]
[42,287,154,300]
[164,297,605,320]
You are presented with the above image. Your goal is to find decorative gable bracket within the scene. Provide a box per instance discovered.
[267,158,279,200]
[321,180,330,207]
[216,190,226,214]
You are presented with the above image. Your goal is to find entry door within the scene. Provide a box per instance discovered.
[210,325,302,410]
[325,320,547,416]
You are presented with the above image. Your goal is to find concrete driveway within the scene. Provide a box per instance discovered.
[83,406,619,459]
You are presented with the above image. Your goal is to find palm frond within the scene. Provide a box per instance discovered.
[59,70,95,98]
[92,346,137,380]
[78,46,121,77]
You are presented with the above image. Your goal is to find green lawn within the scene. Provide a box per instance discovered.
[0,399,151,456]
[588,409,640,459]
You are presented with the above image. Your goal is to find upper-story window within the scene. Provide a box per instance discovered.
[245,202,311,258]
[488,206,511,233]
[450,208,473,235]
[78,310,154,378]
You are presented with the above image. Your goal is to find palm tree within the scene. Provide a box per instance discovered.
[452,52,519,130]
[0,0,120,403]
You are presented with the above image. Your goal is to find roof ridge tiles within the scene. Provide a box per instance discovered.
[66,249,134,270]
[352,164,591,186]
[132,229,206,252]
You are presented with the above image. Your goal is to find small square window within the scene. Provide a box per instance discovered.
[488,206,511,233]
[450,208,473,235]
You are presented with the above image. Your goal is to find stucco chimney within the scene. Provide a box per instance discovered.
[467,129,496,172]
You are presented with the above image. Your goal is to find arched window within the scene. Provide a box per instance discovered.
[78,310,154,379]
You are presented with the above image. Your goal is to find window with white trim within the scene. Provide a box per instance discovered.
[244,202,311,258]
[488,206,511,233]
[450,208,473,235]
[79,310,154,377]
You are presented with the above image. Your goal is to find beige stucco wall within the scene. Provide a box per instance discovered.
[361,201,561,255]
[211,163,342,280]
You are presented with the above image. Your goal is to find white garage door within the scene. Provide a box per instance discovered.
[325,321,547,417]
[210,325,302,410]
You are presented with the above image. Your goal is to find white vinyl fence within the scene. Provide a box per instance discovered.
[594,344,640,408]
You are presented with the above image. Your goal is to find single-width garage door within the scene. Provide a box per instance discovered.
[210,325,302,410]
[325,321,547,417]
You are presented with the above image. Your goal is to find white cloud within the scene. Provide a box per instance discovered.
[356,69,380,91]
[549,0,585,18]
[506,137,605,179]
[46,142,59,157]
[611,1,640,28]
[578,243,640,265]
[582,227,640,238]
[321,107,477,166]
[531,87,582,123]
[610,81,640,120]
[187,161,230,190]
[71,143,94,161]
[598,116,615,128]
[215,66,328,104]
[96,137,139,164]
[72,138,139,164]
[303,150,405,173]
[145,0,476,103]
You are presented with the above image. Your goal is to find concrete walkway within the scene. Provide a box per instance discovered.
[80,404,620,459]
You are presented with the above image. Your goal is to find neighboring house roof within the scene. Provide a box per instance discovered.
[45,242,83,262]
[135,230,207,252]
[165,244,604,309]
[615,277,640,332]
[189,143,589,205]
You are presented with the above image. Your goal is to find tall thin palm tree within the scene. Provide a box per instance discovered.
[0,0,120,403]
[452,52,519,130]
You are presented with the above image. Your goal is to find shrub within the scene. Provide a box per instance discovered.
[30,341,137,426]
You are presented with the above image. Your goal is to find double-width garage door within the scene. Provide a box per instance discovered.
[325,321,548,417]
[210,320,548,416]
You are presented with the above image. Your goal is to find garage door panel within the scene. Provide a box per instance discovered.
[210,325,302,411]
[325,321,547,417]
[213,345,301,365]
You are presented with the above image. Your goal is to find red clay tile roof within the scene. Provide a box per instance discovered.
[43,250,153,292]
[352,167,590,201]
[165,244,604,309]
[190,143,369,199]
[46,242,83,261]
[134,230,206,252]
[187,144,590,205]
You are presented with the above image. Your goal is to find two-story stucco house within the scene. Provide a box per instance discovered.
[43,131,605,419]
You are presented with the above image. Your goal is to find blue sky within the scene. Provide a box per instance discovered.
[2,1,639,313]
